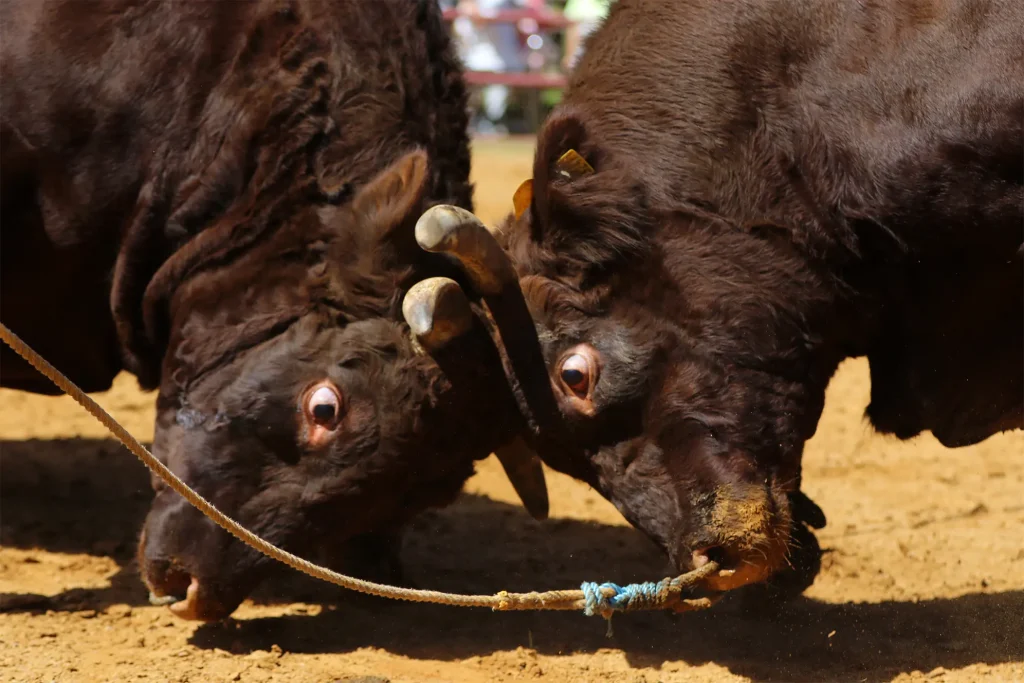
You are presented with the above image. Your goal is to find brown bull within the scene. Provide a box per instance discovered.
[1,0,546,621]
[408,0,1023,598]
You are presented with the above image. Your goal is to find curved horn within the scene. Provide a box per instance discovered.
[400,276,550,520]
[493,436,549,521]
[413,206,565,444]
[414,205,517,296]
[402,277,474,351]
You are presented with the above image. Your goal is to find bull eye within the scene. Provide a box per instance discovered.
[559,353,591,397]
[305,383,342,429]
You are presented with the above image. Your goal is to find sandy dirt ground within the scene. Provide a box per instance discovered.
[1,138,1022,683]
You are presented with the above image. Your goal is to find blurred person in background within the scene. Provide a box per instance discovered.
[562,0,610,71]
[451,0,530,134]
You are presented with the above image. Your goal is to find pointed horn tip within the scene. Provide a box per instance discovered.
[413,206,515,296]
[494,439,550,521]
[402,277,473,350]
[414,204,480,253]
[526,494,550,521]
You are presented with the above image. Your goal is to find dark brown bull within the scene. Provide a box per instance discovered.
[409,0,1023,598]
[1,0,547,620]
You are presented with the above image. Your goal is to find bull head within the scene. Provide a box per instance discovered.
[402,115,832,599]
[136,150,550,621]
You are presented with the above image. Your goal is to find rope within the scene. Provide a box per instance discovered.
[0,321,720,617]
[582,580,665,617]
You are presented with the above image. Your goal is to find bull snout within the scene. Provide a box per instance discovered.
[673,482,795,592]
[688,543,783,592]
[137,490,250,622]
[136,526,189,602]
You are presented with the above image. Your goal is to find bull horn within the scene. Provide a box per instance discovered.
[402,277,473,351]
[494,436,549,521]
[414,205,517,296]
[401,275,550,519]
[415,205,564,443]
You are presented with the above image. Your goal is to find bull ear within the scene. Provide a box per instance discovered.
[526,110,652,283]
[530,109,592,224]
[351,149,431,243]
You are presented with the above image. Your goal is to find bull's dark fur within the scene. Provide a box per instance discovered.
[1,0,512,619]
[2,0,470,392]
[499,0,1022,592]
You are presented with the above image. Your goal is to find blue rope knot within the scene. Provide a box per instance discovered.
[580,578,671,618]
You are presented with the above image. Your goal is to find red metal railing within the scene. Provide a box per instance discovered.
[441,8,573,30]
[443,6,572,90]
[462,70,568,88]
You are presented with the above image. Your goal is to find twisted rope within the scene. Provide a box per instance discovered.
[582,579,665,617]
[0,322,719,617]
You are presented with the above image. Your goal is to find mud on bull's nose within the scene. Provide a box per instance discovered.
[681,483,795,592]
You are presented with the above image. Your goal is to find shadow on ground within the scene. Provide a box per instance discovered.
[3,438,1022,682]
[0,437,666,612]
[185,589,1024,683]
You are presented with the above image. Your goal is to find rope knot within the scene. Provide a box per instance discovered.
[580,578,672,619]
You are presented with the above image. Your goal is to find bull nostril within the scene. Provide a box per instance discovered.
[143,559,191,603]
[693,545,728,569]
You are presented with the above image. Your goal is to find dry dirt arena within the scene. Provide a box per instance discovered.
[1,138,1022,683]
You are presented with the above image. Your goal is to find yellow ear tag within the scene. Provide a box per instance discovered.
[555,149,595,179]
[512,178,534,219]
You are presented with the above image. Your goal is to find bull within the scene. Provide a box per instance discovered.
[1,0,547,621]
[409,0,1023,598]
